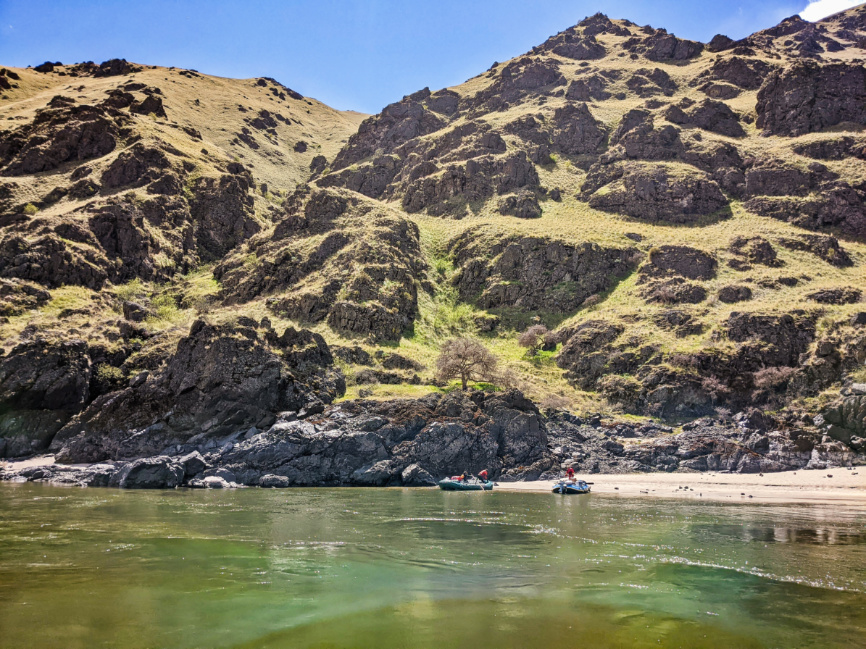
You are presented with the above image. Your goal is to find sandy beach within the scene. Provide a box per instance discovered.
[498,468,866,505]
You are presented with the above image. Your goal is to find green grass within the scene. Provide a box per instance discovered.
[114,278,147,303]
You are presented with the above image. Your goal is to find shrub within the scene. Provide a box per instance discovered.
[540,393,571,411]
[518,324,549,355]
[436,338,498,390]
[753,366,798,390]
[150,294,179,321]
[670,353,699,369]
[701,376,730,402]
[23,203,38,215]
[543,330,561,348]
[96,364,124,383]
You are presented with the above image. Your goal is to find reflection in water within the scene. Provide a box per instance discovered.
[0,483,863,649]
[707,524,866,545]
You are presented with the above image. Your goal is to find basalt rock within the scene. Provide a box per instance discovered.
[807,288,862,305]
[664,99,745,138]
[216,188,425,343]
[728,236,782,270]
[101,144,171,188]
[793,137,866,161]
[49,320,344,463]
[641,278,707,305]
[0,339,92,457]
[497,189,541,218]
[718,285,753,303]
[626,68,676,97]
[639,245,718,281]
[450,228,639,313]
[777,235,853,268]
[130,95,167,119]
[756,61,866,136]
[468,57,566,114]
[332,90,447,170]
[745,186,866,241]
[208,389,555,486]
[624,31,703,61]
[401,151,538,216]
[699,57,776,90]
[0,103,124,175]
[584,163,728,223]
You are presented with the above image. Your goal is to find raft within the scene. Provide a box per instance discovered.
[552,480,591,495]
[438,479,494,491]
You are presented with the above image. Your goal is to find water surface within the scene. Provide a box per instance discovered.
[0,483,864,648]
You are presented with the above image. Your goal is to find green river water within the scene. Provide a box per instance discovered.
[0,483,864,649]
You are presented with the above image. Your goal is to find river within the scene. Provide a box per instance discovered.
[0,483,864,648]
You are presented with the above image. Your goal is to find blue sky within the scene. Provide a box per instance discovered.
[0,0,858,113]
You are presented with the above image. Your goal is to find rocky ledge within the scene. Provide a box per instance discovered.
[3,388,864,489]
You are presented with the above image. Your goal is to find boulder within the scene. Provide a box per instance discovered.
[178,450,207,477]
[112,456,184,489]
[401,463,438,486]
[259,474,291,488]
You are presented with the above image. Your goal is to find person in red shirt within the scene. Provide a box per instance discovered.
[566,467,575,483]
[477,469,489,483]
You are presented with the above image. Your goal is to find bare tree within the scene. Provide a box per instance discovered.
[518,324,549,355]
[436,338,498,390]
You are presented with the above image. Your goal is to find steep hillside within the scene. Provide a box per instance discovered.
[2,7,866,479]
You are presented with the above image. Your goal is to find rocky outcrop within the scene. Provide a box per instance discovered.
[401,151,539,216]
[777,234,853,268]
[756,61,866,136]
[0,339,92,457]
[728,236,782,270]
[216,188,426,342]
[8,389,558,487]
[698,57,776,90]
[468,57,566,113]
[0,103,126,175]
[583,163,728,223]
[49,319,345,463]
[745,186,866,241]
[332,89,447,170]
[664,99,745,138]
[0,278,51,316]
[624,30,704,61]
[450,227,639,313]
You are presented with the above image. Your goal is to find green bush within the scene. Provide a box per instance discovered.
[96,364,124,383]
[150,294,179,321]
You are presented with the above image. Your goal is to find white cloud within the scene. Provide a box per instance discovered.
[800,0,861,21]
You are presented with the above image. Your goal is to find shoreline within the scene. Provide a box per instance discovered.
[497,468,866,505]
[3,457,865,505]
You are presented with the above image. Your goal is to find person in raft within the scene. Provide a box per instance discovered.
[477,469,489,483]
[565,467,576,483]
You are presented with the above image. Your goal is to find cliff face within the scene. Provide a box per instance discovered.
[2,7,866,481]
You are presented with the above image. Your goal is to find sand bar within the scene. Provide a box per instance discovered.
[498,468,866,506]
